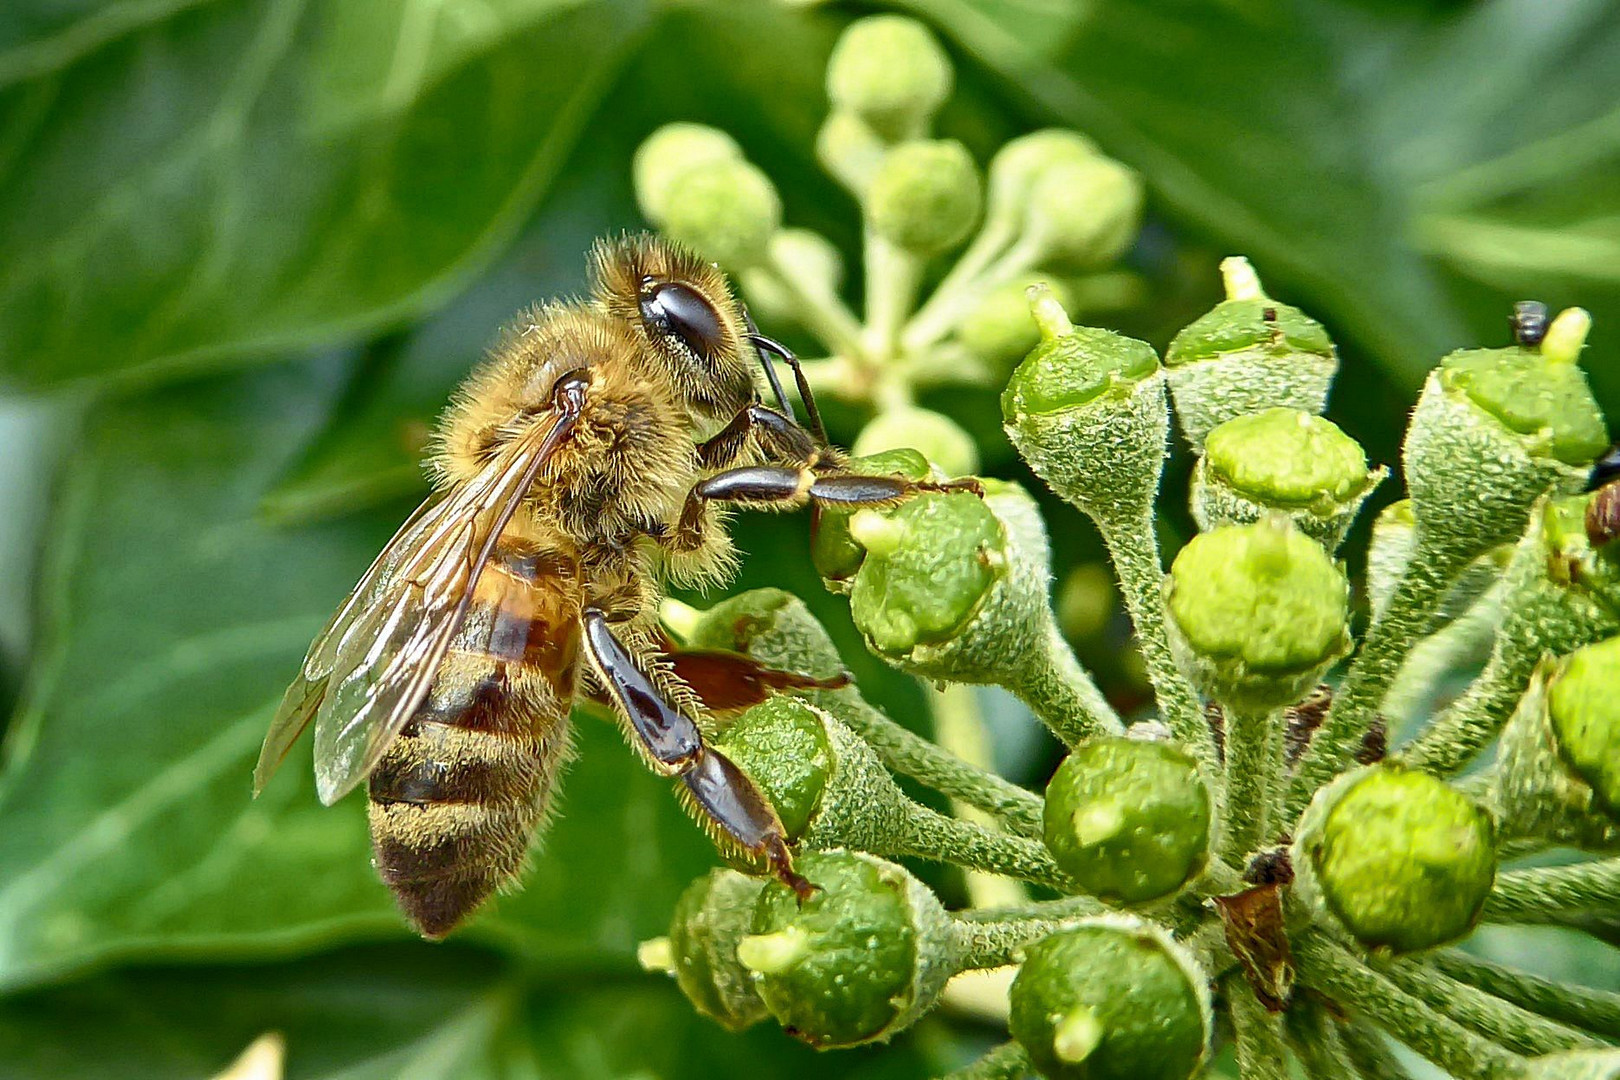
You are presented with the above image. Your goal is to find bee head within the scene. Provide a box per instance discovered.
[590,233,757,422]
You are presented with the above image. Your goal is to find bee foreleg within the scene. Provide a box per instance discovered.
[697,402,822,470]
[581,607,810,898]
[672,465,981,550]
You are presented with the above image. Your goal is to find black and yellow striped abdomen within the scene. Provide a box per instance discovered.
[366,543,582,938]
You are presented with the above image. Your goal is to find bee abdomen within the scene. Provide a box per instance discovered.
[367,716,566,939]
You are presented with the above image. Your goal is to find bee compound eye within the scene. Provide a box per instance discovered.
[640,281,726,361]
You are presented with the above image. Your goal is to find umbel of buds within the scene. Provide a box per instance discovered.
[1008,917,1212,1080]
[1294,765,1496,953]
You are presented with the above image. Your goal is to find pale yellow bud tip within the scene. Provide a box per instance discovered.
[658,597,704,644]
[849,509,908,557]
[1542,307,1592,366]
[1028,283,1074,340]
[1219,255,1266,302]
[637,936,675,974]
[737,926,812,974]
[1053,1004,1105,1063]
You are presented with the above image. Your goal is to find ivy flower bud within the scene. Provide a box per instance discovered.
[632,122,743,226]
[1404,308,1605,566]
[1492,653,1620,850]
[1549,636,1620,817]
[866,140,982,257]
[985,129,1100,229]
[1042,737,1212,904]
[810,449,932,585]
[1002,287,1167,522]
[842,481,1019,671]
[1163,257,1338,450]
[954,275,1071,378]
[1023,156,1144,271]
[1166,518,1351,713]
[660,157,781,270]
[663,869,770,1031]
[825,15,952,141]
[1008,917,1212,1080]
[853,406,980,477]
[738,228,845,329]
[1294,765,1496,953]
[742,850,957,1048]
[816,110,888,197]
[1193,407,1384,552]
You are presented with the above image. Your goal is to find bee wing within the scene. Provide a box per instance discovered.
[253,412,575,804]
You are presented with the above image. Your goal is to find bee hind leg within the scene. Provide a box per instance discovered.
[581,607,811,898]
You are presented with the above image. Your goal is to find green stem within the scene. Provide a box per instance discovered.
[1287,1000,1359,1080]
[931,682,1033,909]
[1221,707,1284,862]
[1485,858,1620,922]
[1290,551,1461,816]
[894,802,1072,893]
[956,895,1104,924]
[1383,583,1502,728]
[1337,1018,1415,1080]
[941,1040,1032,1080]
[1229,975,1291,1080]
[899,218,1018,353]
[757,254,868,364]
[1432,949,1620,1042]
[1294,935,1525,1080]
[1094,506,1210,768]
[827,693,1045,837]
[863,229,922,363]
[951,913,1084,970]
[1007,617,1123,749]
[1375,955,1603,1055]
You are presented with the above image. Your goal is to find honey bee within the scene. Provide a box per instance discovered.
[254,234,966,938]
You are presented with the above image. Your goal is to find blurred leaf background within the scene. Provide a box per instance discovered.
[2,0,1620,1076]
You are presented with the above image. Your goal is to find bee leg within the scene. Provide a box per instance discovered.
[672,465,981,550]
[697,402,825,471]
[665,647,850,716]
[581,607,811,897]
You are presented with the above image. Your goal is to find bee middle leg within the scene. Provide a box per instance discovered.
[581,607,814,899]
[672,464,981,551]
[696,402,830,471]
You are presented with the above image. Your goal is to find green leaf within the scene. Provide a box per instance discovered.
[0,945,950,1078]
[0,359,730,990]
[0,0,645,389]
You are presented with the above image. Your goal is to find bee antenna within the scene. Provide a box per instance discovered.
[744,319,827,445]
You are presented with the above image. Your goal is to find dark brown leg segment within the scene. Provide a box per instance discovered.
[581,607,811,898]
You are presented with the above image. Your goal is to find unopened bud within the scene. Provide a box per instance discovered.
[866,140,982,256]
[1022,156,1143,271]
[985,129,1100,228]
[633,123,743,226]
[825,15,952,141]
[661,158,781,270]
[853,406,979,477]
[663,869,770,1031]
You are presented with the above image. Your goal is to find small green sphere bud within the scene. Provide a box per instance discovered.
[825,15,952,141]
[661,158,781,270]
[1166,519,1351,712]
[1008,918,1211,1080]
[1002,290,1168,524]
[714,697,834,840]
[1164,258,1339,449]
[1023,156,1144,270]
[986,129,1100,226]
[955,275,1071,378]
[816,110,889,196]
[867,140,982,256]
[633,123,743,226]
[1194,407,1383,551]
[853,406,980,477]
[665,869,770,1031]
[811,449,932,584]
[1549,636,1620,816]
[849,490,1002,656]
[744,850,956,1048]
[1299,766,1496,953]
[739,229,845,329]
[1042,738,1211,903]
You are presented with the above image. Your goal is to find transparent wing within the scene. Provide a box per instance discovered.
[253,413,572,804]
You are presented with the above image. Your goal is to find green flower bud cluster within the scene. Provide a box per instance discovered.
[628,13,1620,1080]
